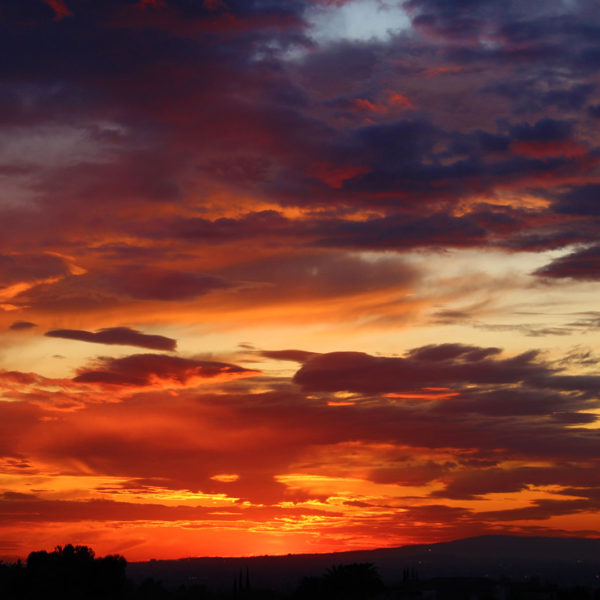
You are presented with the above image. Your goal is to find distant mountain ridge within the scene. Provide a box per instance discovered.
[127,535,600,591]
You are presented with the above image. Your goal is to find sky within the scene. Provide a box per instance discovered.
[1,0,600,562]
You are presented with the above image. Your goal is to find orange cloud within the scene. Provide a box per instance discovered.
[353,98,388,114]
[386,92,414,110]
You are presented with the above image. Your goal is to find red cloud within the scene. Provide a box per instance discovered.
[309,162,371,188]
[203,0,228,10]
[43,0,72,19]
[73,354,259,387]
[386,92,414,110]
[424,65,463,78]
[353,98,388,114]
[512,140,588,158]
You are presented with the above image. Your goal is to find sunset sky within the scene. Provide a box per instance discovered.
[1,0,600,561]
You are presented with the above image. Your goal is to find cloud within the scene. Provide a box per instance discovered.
[477,498,597,522]
[9,321,37,331]
[0,253,70,285]
[405,343,502,362]
[8,266,231,313]
[0,341,599,545]
[1,0,598,274]
[432,465,600,500]
[0,495,336,525]
[588,104,600,118]
[43,0,72,20]
[509,119,583,157]
[315,213,488,249]
[157,211,296,244]
[261,349,319,362]
[534,244,600,280]
[293,344,549,393]
[554,185,600,217]
[72,353,259,387]
[3,0,600,556]
[305,0,412,44]
[107,267,230,301]
[45,327,177,351]
[218,252,418,303]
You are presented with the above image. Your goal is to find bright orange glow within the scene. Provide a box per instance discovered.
[384,390,460,400]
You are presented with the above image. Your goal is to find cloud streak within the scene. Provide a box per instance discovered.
[73,353,259,387]
[45,327,177,351]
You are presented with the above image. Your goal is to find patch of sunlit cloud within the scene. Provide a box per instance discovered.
[305,0,411,45]
[210,473,240,483]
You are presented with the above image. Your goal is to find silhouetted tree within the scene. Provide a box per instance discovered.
[323,563,384,600]
[295,563,384,600]
[173,582,209,600]
[295,575,325,600]
[23,544,127,600]
[0,559,25,600]
[137,577,169,600]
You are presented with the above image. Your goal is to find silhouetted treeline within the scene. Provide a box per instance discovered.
[1,545,599,600]
[0,544,128,600]
[295,562,384,600]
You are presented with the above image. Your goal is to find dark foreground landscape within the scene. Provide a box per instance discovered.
[1,536,599,600]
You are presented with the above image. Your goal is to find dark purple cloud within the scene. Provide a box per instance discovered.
[588,104,600,118]
[45,327,177,351]
[73,353,258,387]
[315,212,488,249]
[510,118,574,144]
[406,343,502,362]
[293,345,550,394]
[9,321,38,331]
[261,349,318,363]
[534,244,600,280]
[0,0,598,285]
[554,185,600,217]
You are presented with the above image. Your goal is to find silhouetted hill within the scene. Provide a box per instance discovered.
[127,535,600,591]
